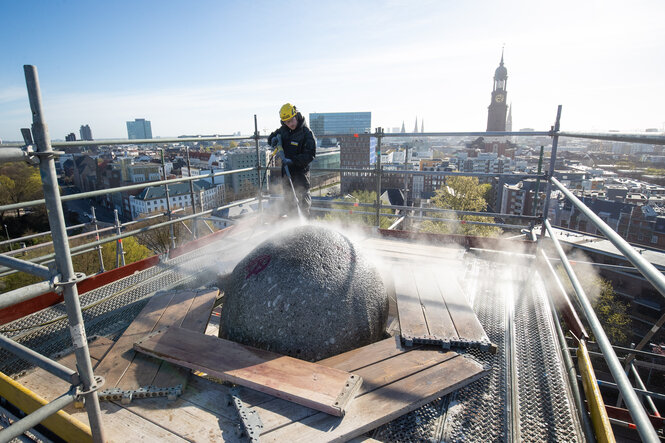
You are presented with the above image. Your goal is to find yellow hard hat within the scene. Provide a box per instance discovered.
[280,103,297,121]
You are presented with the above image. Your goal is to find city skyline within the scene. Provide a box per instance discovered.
[1,0,664,142]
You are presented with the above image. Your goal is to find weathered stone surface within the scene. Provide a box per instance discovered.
[219,225,388,361]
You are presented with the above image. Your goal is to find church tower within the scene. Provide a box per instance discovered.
[486,50,508,131]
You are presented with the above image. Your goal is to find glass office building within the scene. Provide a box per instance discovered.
[126,118,153,140]
[309,112,371,147]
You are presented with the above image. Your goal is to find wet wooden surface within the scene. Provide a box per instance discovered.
[134,326,362,416]
[361,238,490,350]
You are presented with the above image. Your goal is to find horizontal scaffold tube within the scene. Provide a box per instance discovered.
[0,167,255,213]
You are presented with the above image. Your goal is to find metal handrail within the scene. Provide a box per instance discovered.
[545,219,659,442]
[0,166,255,213]
[0,197,257,279]
[550,177,665,302]
[557,131,665,146]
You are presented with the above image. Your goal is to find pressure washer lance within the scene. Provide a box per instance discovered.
[272,134,301,212]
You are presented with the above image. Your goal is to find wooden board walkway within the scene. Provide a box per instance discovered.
[134,326,362,417]
[393,263,492,350]
[358,237,491,351]
[93,288,218,402]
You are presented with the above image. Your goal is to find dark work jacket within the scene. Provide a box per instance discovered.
[267,113,316,176]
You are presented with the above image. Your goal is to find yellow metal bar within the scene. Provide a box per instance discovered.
[577,339,616,443]
[0,371,92,442]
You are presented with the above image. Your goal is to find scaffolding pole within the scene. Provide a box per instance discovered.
[23,64,106,442]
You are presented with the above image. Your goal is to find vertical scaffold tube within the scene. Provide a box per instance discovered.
[23,65,106,443]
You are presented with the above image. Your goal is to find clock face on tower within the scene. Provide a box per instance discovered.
[495,94,505,103]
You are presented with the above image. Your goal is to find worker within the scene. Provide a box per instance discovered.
[267,103,317,217]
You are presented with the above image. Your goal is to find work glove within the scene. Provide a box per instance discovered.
[270,134,281,148]
[277,149,293,166]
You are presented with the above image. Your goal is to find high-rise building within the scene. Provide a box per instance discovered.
[126,118,153,140]
[309,112,371,147]
[65,133,76,141]
[486,51,508,131]
[339,134,373,194]
[79,124,93,141]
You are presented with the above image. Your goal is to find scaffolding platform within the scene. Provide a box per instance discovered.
[3,227,586,441]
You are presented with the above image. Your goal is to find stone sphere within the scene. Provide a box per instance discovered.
[219,225,388,361]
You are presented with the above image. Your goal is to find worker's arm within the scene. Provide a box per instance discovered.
[292,128,316,168]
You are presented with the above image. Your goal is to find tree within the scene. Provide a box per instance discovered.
[418,176,502,237]
[320,190,393,228]
[592,278,631,346]
[0,162,43,217]
[557,266,632,347]
[71,236,153,276]
[135,215,188,254]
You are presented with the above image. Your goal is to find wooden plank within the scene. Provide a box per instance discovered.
[25,375,187,442]
[262,354,488,442]
[256,348,456,433]
[316,336,409,373]
[353,348,456,396]
[133,326,362,417]
[433,268,489,346]
[248,337,414,432]
[0,371,92,443]
[179,288,218,331]
[361,238,460,259]
[94,290,178,388]
[151,289,218,390]
[17,338,116,416]
[370,250,452,266]
[393,265,429,340]
[88,336,115,363]
[413,266,457,346]
[117,290,199,391]
[13,341,187,443]
[118,393,244,443]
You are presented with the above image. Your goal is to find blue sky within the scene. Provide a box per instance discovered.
[1,0,664,141]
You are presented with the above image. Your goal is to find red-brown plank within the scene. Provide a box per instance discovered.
[262,353,487,442]
[133,326,362,416]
